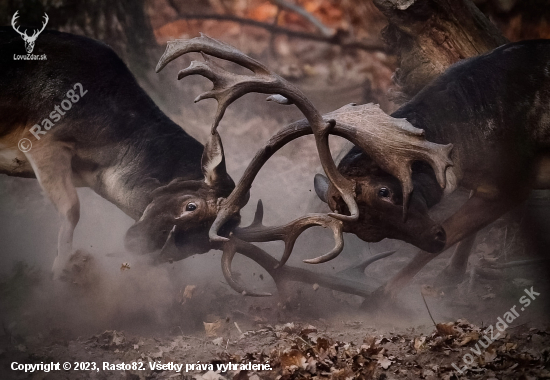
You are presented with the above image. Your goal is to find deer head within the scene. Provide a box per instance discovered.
[11,11,49,54]
[124,131,239,261]
[314,149,447,254]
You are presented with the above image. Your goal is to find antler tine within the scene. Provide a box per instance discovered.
[227,105,452,263]
[158,34,272,133]
[221,237,272,297]
[336,250,396,279]
[234,200,345,267]
[11,11,26,37]
[156,34,359,242]
[156,33,269,75]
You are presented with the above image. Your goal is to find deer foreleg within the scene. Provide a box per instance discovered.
[25,143,80,280]
[368,191,523,302]
[433,233,477,286]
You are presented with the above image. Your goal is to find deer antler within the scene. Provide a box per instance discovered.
[156,34,359,244]
[11,11,26,38]
[234,200,344,267]
[323,103,453,218]
[220,236,385,298]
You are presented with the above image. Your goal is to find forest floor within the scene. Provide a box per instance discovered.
[1,212,549,380]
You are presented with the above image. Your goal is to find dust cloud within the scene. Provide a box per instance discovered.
[1,47,549,345]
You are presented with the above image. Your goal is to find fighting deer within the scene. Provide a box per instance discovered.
[312,39,550,298]
[11,11,49,54]
[0,28,389,298]
[0,27,235,279]
[155,35,453,295]
[157,36,549,298]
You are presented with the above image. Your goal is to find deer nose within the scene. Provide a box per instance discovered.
[433,226,446,243]
[422,225,447,252]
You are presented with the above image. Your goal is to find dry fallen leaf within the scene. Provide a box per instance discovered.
[99,330,126,347]
[181,285,197,304]
[316,337,330,351]
[280,349,307,369]
[436,322,458,337]
[414,336,426,351]
[300,325,318,335]
[458,331,480,346]
[377,353,393,369]
[421,285,440,298]
[282,322,296,333]
[253,316,267,325]
[503,342,517,351]
[203,320,222,337]
[484,346,497,363]
[199,371,224,380]
[120,262,131,271]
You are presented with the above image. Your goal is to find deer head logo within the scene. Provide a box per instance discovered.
[11,11,49,54]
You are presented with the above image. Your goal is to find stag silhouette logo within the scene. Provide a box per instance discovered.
[11,11,49,54]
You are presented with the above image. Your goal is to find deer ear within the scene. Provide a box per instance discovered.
[202,131,234,192]
[314,173,330,203]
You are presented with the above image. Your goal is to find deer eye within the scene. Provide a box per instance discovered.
[378,187,390,198]
[185,202,197,211]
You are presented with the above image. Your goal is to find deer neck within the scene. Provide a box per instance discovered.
[83,116,205,221]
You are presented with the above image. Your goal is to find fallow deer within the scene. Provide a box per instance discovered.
[313,40,550,299]
[0,27,238,280]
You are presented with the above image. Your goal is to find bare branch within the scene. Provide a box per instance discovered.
[171,14,387,52]
[268,0,333,37]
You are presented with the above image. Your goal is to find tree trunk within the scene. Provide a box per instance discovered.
[372,0,509,101]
